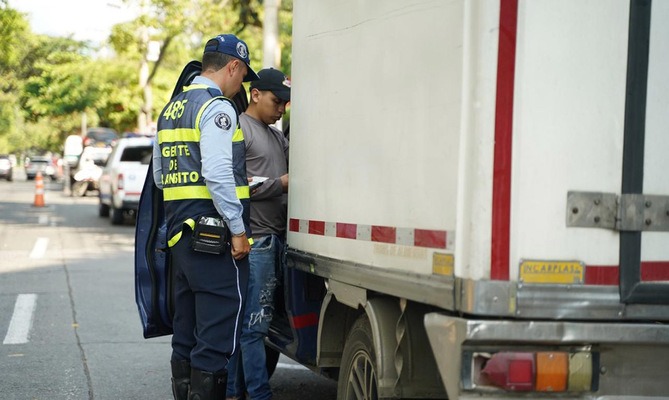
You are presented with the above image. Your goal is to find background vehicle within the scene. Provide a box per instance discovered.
[83,127,119,148]
[99,137,153,225]
[0,154,13,181]
[63,135,84,169]
[70,147,111,196]
[24,156,57,181]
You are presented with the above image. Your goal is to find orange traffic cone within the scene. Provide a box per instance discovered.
[33,171,45,207]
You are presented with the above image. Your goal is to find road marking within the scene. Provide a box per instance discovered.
[277,362,308,371]
[38,215,49,225]
[29,237,49,259]
[3,294,38,345]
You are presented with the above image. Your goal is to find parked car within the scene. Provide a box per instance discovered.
[24,156,58,180]
[99,137,153,224]
[84,127,119,148]
[0,154,12,181]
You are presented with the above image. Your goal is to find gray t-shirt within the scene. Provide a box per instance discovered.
[240,113,289,238]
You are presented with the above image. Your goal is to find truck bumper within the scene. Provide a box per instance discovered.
[424,313,669,400]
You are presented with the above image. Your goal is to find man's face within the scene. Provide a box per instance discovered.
[251,89,288,125]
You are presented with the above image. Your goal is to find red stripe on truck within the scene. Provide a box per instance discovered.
[491,0,518,281]
[371,226,396,244]
[289,218,451,250]
[336,223,357,239]
[414,229,447,249]
[585,262,669,285]
[640,261,669,281]
[308,220,325,235]
[290,312,319,329]
[289,218,300,233]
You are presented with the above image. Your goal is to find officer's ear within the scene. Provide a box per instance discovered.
[223,59,238,78]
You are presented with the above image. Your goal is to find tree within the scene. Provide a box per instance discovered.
[0,0,293,154]
[0,2,32,152]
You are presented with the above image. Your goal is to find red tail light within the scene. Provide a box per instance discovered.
[482,352,535,391]
[117,173,124,190]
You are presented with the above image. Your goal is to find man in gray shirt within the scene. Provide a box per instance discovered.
[226,68,290,400]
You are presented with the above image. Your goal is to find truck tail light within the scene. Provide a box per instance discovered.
[536,352,567,391]
[481,352,535,391]
[117,173,124,190]
[471,349,594,393]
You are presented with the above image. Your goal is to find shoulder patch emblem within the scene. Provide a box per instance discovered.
[214,113,232,130]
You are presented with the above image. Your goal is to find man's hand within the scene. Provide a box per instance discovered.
[280,174,289,192]
[231,234,251,260]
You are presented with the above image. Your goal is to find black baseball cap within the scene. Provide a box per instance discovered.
[250,68,291,101]
[204,34,259,82]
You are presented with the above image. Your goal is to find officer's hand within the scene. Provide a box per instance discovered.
[231,234,251,260]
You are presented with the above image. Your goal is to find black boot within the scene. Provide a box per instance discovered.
[188,369,227,400]
[171,359,191,400]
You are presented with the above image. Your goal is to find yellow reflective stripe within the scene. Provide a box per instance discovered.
[184,84,209,91]
[158,128,200,144]
[184,218,196,230]
[233,127,244,142]
[164,186,212,201]
[196,98,220,132]
[168,231,182,247]
[236,186,249,199]
[167,218,196,247]
[164,185,247,201]
[248,238,254,245]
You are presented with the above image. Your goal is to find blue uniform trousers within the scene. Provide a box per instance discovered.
[170,228,249,373]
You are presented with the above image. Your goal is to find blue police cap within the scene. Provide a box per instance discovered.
[204,34,259,82]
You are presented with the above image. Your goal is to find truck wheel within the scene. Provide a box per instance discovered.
[99,201,110,217]
[337,316,378,400]
[111,205,124,225]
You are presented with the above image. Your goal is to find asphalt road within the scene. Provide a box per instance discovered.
[0,170,337,399]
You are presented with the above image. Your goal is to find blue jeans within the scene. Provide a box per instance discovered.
[226,234,282,400]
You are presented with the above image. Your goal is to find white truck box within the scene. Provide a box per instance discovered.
[285,0,669,399]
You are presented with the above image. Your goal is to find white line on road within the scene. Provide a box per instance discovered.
[3,294,38,345]
[29,237,49,259]
[38,215,49,225]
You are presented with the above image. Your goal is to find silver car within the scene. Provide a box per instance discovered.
[0,155,12,181]
[25,156,57,181]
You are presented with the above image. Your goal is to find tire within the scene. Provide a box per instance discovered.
[111,205,124,225]
[72,181,88,197]
[99,201,110,217]
[337,316,379,400]
[265,345,280,379]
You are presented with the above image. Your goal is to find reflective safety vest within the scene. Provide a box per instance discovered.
[157,84,251,247]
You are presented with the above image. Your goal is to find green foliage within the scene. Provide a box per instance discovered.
[0,0,293,155]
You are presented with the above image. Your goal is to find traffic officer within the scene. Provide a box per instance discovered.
[152,33,259,400]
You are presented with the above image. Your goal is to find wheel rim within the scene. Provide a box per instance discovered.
[345,349,377,400]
